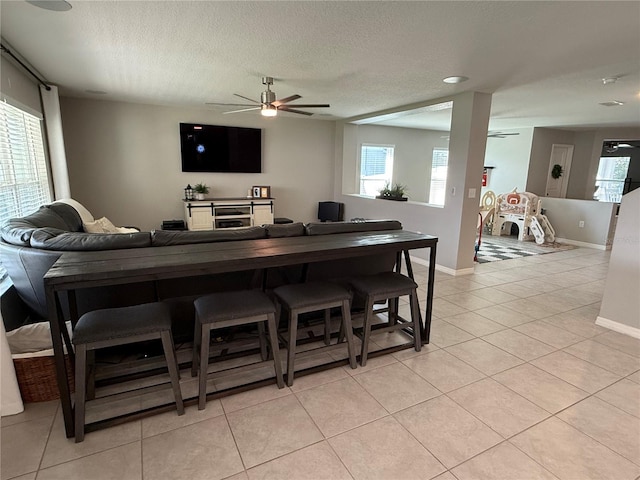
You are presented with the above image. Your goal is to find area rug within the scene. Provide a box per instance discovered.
[475,237,574,263]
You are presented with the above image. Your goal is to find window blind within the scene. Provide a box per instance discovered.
[429,148,448,205]
[359,144,394,196]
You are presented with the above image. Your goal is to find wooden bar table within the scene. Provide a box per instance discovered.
[44,230,437,437]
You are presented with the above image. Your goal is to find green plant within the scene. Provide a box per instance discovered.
[551,164,563,179]
[193,183,209,194]
[379,182,407,198]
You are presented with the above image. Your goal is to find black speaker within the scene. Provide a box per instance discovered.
[317,201,344,222]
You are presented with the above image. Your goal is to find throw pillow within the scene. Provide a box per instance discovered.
[83,216,120,234]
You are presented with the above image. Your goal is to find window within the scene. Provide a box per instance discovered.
[594,156,630,202]
[0,100,51,278]
[429,148,448,206]
[359,144,394,196]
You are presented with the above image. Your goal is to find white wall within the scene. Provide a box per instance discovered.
[598,188,640,335]
[351,125,449,203]
[482,127,534,197]
[526,128,575,196]
[59,97,335,231]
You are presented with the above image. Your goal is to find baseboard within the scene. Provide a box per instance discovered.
[555,237,610,251]
[595,316,640,339]
[409,255,475,276]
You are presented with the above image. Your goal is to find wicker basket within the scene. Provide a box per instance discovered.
[13,354,74,403]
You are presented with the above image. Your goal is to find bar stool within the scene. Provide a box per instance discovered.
[192,290,284,410]
[349,271,421,366]
[273,282,357,386]
[73,302,184,442]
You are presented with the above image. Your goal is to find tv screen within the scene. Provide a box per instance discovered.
[180,123,262,173]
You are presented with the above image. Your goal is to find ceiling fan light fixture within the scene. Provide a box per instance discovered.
[26,0,72,11]
[261,105,277,117]
[443,76,469,84]
[602,77,618,85]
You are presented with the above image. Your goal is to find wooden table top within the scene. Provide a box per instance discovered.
[44,230,437,289]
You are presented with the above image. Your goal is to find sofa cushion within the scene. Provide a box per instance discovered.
[1,203,83,246]
[151,226,266,246]
[305,220,402,236]
[30,228,152,251]
[264,222,305,238]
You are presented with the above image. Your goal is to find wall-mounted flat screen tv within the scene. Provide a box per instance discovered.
[180,123,262,173]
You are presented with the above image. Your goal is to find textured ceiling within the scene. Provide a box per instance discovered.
[1,1,639,131]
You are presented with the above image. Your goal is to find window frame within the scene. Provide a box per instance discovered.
[359,143,395,197]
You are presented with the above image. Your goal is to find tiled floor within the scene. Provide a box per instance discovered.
[2,245,640,480]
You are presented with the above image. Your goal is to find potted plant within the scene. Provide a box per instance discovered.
[193,183,209,200]
[377,182,408,201]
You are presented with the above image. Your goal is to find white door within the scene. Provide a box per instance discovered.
[545,144,574,198]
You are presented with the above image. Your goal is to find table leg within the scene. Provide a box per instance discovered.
[46,286,74,438]
[424,243,437,343]
[402,250,423,338]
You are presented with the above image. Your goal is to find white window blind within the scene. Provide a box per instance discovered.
[429,148,448,206]
[359,144,394,196]
[0,100,51,225]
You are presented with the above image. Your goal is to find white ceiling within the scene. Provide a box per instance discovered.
[1,1,639,131]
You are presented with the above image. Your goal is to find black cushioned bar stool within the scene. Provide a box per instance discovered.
[349,271,421,366]
[73,302,184,442]
[192,290,285,410]
[273,282,357,386]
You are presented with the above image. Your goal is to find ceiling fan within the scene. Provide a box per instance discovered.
[487,131,520,138]
[604,141,638,153]
[206,77,330,117]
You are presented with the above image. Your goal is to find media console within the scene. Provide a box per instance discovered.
[183,198,274,231]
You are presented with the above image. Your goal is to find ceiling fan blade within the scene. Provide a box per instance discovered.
[278,107,313,116]
[272,94,302,107]
[277,104,330,108]
[233,93,260,104]
[223,107,261,114]
[488,132,520,137]
[206,102,257,107]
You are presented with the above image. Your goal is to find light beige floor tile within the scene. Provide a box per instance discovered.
[446,339,523,375]
[37,442,141,480]
[225,472,249,480]
[452,442,558,480]
[627,370,640,383]
[288,365,351,392]
[220,384,291,413]
[352,362,440,413]
[0,400,58,428]
[557,396,640,465]
[447,278,487,291]
[448,378,550,438]
[469,287,519,305]
[542,313,607,338]
[593,331,640,358]
[527,292,588,312]
[142,402,224,438]
[493,282,540,298]
[474,304,535,327]
[329,416,445,479]
[41,408,141,469]
[391,340,439,361]
[431,472,458,480]
[500,298,561,320]
[531,351,621,393]
[470,273,510,287]
[443,292,495,311]
[513,321,584,349]
[442,311,506,337]
[482,329,556,361]
[227,394,322,468]
[511,417,640,480]
[394,395,502,469]
[429,320,475,348]
[295,377,386,438]
[247,441,352,480]
[492,363,588,413]
[339,351,397,375]
[143,415,242,480]
[5,474,36,480]
[563,339,640,375]
[403,349,485,393]
[595,378,640,418]
[0,416,51,480]
[432,298,469,318]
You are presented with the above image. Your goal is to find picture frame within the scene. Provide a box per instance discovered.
[252,186,271,198]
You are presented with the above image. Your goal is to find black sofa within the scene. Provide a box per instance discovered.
[1,202,402,340]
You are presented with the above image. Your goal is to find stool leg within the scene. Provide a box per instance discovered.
[74,343,87,442]
[323,308,331,346]
[198,324,211,410]
[257,321,268,361]
[266,314,285,389]
[86,350,96,400]
[287,309,299,387]
[409,289,422,352]
[341,299,357,370]
[160,330,185,415]
[191,314,202,377]
[360,295,376,367]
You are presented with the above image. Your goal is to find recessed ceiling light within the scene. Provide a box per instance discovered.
[26,1,72,11]
[602,77,618,85]
[599,100,625,107]
[443,76,469,84]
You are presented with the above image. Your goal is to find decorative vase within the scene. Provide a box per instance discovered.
[195,193,205,200]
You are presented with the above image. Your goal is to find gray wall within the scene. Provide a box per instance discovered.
[598,188,640,332]
[526,128,575,196]
[482,128,534,196]
[0,57,41,115]
[59,97,336,231]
